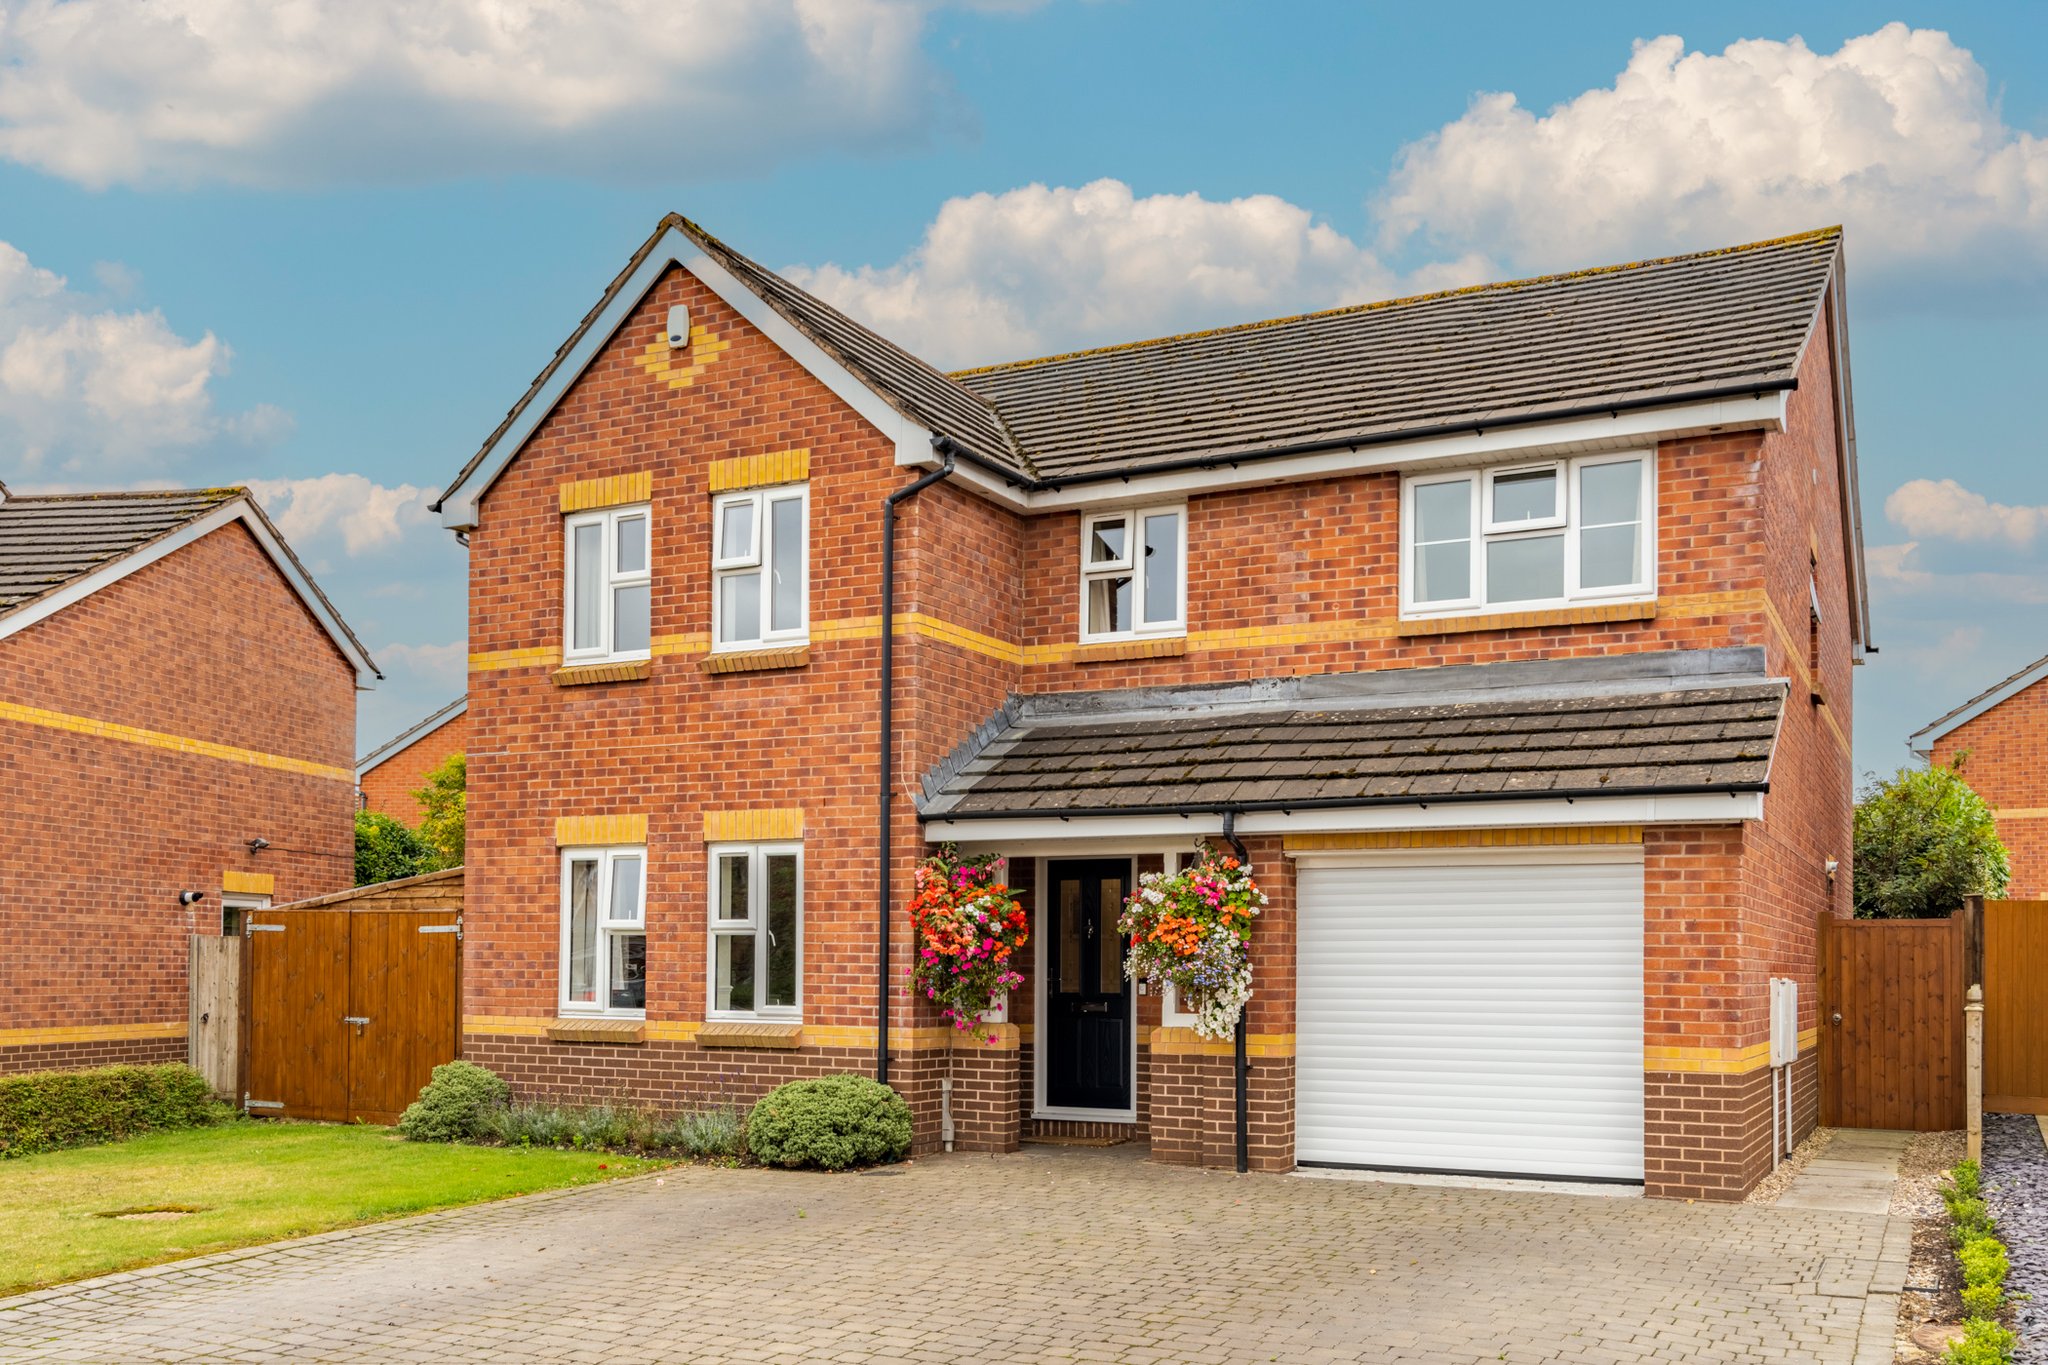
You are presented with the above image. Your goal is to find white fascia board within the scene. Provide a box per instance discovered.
[438,226,937,530]
[0,500,381,689]
[921,792,1765,847]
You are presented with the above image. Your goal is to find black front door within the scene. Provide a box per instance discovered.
[1044,859,1133,1112]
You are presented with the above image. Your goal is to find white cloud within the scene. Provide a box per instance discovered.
[1886,478,2047,546]
[375,640,467,693]
[246,473,436,556]
[1377,25,2048,284]
[1865,540,2048,606]
[0,239,274,477]
[0,0,979,189]
[788,178,1490,367]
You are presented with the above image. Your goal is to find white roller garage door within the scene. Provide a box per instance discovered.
[1295,850,1644,1182]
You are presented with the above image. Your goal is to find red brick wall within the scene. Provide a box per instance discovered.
[1933,678,2048,898]
[0,521,358,1071]
[359,709,469,820]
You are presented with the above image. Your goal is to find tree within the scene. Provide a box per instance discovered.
[1852,756,2010,919]
[355,810,431,886]
[412,752,466,872]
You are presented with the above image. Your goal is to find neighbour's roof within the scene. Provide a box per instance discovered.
[440,217,1844,499]
[358,696,467,777]
[0,488,242,614]
[1909,650,2048,755]
[920,650,1785,820]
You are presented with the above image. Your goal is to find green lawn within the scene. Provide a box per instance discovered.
[0,1122,659,1295]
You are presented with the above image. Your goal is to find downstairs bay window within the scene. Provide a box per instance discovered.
[708,844,801,1019]
[561,846,647,1016]
[1402,453,1654,617]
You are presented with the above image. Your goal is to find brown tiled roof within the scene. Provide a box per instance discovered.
[0,488,242,616]
[920,655,1785,820]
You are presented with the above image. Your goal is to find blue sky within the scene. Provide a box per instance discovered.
[0,1,2042,777]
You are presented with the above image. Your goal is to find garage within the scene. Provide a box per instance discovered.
[1295,848,1645,1182]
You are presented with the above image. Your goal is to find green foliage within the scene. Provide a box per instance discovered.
[355,809,432,886]
[1951,1158,1982,1199]
[0,1065,231,1159]
[1945,1316,2018,1365]
[396,1061,509,1142]
[745,1075,912,1171]
[1947,1197,1994,1244]
[1960,1282,2005,1318]
[1959,1233,2009,1288]
[480,1099,743,1158]
[411,752,466,872]
[1854,757,2011,919]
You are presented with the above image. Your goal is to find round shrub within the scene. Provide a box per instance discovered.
[397,1061,509,1142]
[745,1074,912,1170]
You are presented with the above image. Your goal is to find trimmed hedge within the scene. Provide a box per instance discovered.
[1942,1159,2018,1365]
[397,1061,510,1142]
[0,1064,232,1158]
[746,1074,912,1170]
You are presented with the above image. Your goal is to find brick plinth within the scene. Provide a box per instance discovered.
[1645,1048,1820,1200]
[461,1033,875,1114]
[0,1033,186,1076]
[1149,1040,1294,1172]
[944,1027,1021,1153]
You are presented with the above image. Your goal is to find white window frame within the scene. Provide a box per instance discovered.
[221,893,268,937]
[705,842,804,1022]
[710,485,809,652]
[1078,504,1188,644]
[1482,460,1566,533]
[558,845,648,1019]
[562,503,652,664]
[1400,452,1656,620]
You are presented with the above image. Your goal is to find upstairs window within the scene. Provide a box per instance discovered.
[1402,454,1653,617]
[712,486,808,651]
[564,505,651,663]
[1080,505,1186,642]
[561,846,647,1017]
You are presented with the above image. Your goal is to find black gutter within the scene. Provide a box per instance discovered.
[952,380,1797,494]
[1220,810,1250,1176]
[921,781,1770,825]
[876,438,959,1087]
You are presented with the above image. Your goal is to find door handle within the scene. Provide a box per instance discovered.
[1830,1011,1842,1025]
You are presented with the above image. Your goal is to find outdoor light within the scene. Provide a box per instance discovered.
[1824,857,1839,882]
[178,890,204,906]
[246,836,270,853]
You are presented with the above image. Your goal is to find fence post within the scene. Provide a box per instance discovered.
[1965,983,1985,1164]
[1962,895,1985,988]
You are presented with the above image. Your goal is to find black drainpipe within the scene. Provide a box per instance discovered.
[876,437,959,1086]
[1221,809,1250,1174]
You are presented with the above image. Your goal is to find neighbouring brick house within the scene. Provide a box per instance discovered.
[432,217,1872,1200]
[0,485,377,1074]
[1912,654,2048,897]
[358,696,467,818]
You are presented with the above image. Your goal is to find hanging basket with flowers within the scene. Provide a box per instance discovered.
[907,845,1029,1042]
[1117,843,1265,1041]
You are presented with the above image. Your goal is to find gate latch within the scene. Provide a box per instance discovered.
[344,1015,370,1035]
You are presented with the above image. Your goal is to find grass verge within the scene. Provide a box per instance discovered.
[0,1120,657,1296]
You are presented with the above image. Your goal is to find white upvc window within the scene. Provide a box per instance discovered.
[1079,505,1186,642]
[564,504,652,663]
[712,485,808,651]
[560,846,647,1017]
[707,843,802,1020]
[1401,453,1654,618]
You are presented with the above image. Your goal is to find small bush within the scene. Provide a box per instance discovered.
[396,1061,509,1142]
[1947,1197,1993,1243]
[1945,1316,2018,1365]
[1959,1234,2010,1289]
[0,1064,231,1158]
[650,1105,744,1158]
[1960,1282,2004,1319]
[483,1099,742,1158]
[745,1074,912,1171]
[1951,1159,1982,1200]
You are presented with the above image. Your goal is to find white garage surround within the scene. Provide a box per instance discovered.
[1294,846,1646,1183]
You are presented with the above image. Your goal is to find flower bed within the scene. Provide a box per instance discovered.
[908,846,1028,1040]
[1117,844,1265,1040]
[1942,1157,2019,1364]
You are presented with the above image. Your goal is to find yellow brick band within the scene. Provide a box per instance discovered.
[1150,1027,1296,1059]
[707,448,810,493]
[471,644,562,673]
[1645,1031,1817,1074]
[0,1021,185,1046]
[558,471,652,513]
[1285,826,1643,852]
[222,871,275,896]
[1996,808,2048,821]
[703,808,805,842]
[652,632,710,657]
[555,814,648,846]
[810,616,884,642]
[465,1019,964,1052]
[0,699,353,783]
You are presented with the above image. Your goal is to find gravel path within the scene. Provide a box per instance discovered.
[1985,1113,2048,1362]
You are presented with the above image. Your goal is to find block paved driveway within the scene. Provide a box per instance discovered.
[0,1145,1908,1364]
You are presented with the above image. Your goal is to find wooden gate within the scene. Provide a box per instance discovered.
[242,903,461,1124]
[187,934,242,1093]
[1820,912,1967,1130]
[1984,900,2048,1114]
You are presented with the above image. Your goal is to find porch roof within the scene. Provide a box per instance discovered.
[918,648,1786,822]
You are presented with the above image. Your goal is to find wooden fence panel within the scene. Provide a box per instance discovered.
[187,935,241,1094]
[345,910,462,1125]
[1984,900,2048,1114]
[242,909,351,1121]
[1822,914,1966,1130]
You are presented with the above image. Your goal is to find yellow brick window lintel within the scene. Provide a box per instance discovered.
[707,449,809,494]
[559,471,653,514]
[702,808,805,842]
[555,814,649,847]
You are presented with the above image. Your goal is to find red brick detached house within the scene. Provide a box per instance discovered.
[1912,654,2048,897]
[433,218,1873,1200]
[0,485,377,1074]
[358,696,467,818]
